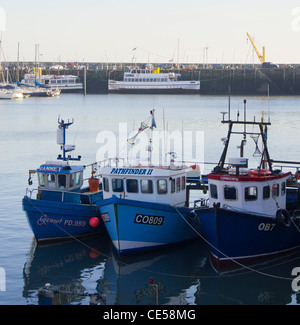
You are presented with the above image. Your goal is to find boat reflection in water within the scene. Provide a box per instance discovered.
[23,232,300,305]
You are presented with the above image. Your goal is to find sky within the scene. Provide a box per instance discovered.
[0,0,299,64]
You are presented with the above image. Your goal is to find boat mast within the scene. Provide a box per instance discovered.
[57,118,81,162]
[215,100,272,173]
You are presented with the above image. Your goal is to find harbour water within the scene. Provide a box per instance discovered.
[1,93,300,305]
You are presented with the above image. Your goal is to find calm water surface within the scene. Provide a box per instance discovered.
[1,93,300,305]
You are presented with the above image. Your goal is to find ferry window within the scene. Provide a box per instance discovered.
[263,185,270,199]
[281,182,286,195]
[126,179,138,193]
[150,78,153,82]
[157,179,167,194]
[103,177,109,192]
[272,184,279,198]
[245,186,257,201]
[210,184,218,199]
[140,179,153,194]
[224,186,237,200]
[139,78,142,82]
[38,173,46,187]
[58,175,66,189]
[51,80,56,84]
[112,178,124,192]
[181,176,186,190]
[47,174,56,188]
[171,179,175,193]
[176,177,181,192]
[146,78,150,82]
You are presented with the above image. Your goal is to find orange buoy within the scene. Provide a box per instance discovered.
[248,169,272,177]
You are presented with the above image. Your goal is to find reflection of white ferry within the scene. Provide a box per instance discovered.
[21,74,83,93]
[108,67,200,94]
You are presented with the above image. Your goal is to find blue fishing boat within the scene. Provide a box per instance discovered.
[22,118,105,243]
[198,100,300,268]
[97,110,207,256]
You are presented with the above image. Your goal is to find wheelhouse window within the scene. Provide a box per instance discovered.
[38,173,46,187]
[157,179,167,194]
[112,178,124,192]
[126,179,138,193]
[58,175,66,189]
[140,179,153,194]
[171,179,175,193]
[272,184,279,198]
[103,177,109,192]
[245,186,257,201]
[210,184,218,199]
[176,177,180,192]
[181,176,186,190]
[263,185,270,199]
[224,186,237,200]
[47,174,56,188]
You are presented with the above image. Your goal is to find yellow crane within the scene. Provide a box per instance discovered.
[246,32,265,64]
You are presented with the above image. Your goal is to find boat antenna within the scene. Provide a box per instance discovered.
[57,117,81,162]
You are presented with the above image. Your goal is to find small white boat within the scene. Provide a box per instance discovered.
[0,89,13,99]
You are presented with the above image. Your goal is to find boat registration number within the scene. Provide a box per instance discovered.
[134,214,164,226]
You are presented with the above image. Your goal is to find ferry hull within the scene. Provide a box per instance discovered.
[22,196,104,243]
[108,88,200,95]
[199,207,300,268]
[99,197,205,256]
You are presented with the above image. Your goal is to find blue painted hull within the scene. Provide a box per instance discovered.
[98,197,204,256]
[22,196,105,242]
[199,208,300,267]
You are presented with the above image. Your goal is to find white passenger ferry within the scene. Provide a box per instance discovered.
[108,67,200,94]
[20,74,83,93]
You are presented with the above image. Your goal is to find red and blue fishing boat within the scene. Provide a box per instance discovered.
[198,100,300,268]
[22,118,105,243]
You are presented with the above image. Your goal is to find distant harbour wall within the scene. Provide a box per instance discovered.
[15,67,300,96]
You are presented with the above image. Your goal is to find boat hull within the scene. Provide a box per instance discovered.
[199,207,300,268]
[22,196,105,243]
[99,196,205,256]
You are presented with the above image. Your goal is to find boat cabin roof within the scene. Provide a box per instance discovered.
[100,166,188,206]
[36,161,84,174]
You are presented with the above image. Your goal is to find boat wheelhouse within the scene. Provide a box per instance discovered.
[108,67,200,94]
[198,102,300,269]
[22,118,104,243]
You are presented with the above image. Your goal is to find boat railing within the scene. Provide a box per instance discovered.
[84,158,126,177]
[193,198,209,208]
[25,187,102,205]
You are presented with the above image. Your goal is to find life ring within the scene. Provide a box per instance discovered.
[248,169,272,177]
[276,209,291,228]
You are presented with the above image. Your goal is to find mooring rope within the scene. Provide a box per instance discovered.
[173,206,297,281]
